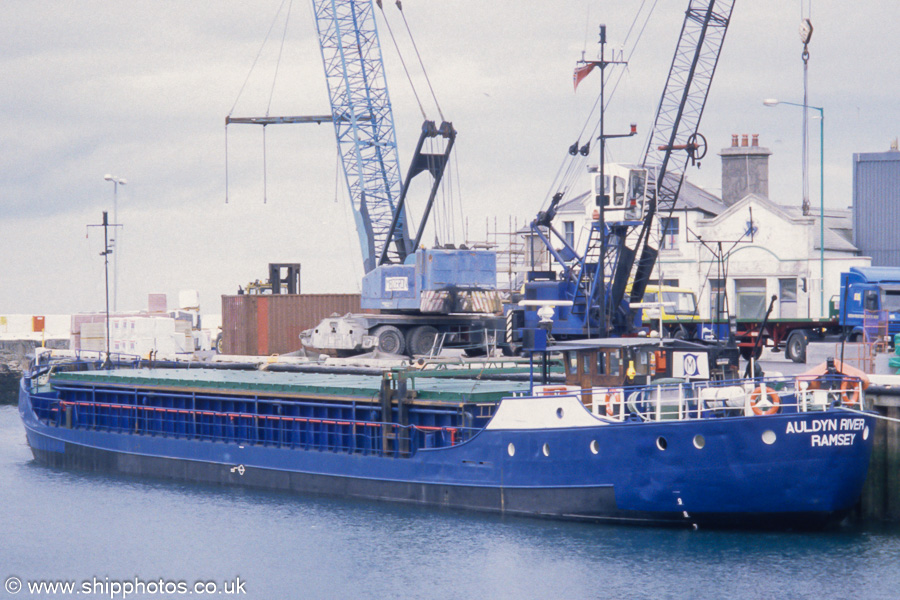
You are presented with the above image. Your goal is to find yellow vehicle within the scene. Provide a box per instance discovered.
[639,285,700,323]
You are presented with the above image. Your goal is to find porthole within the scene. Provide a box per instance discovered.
[656,437,667,451]
[762,430,776,445]
[542,443,550,457]
[507,443,515,457]
[590,440,599,455]
[556,407,564,419]
[863,426,870,441]
[693,434,705,449]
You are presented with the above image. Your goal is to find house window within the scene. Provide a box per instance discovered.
[563,221,575,248]
[654,279,680,288]
[710,278,728,321]
[736,279,767,320]
[660,217,679,250]
[779,278,797,318]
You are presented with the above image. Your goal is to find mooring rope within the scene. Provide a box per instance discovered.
[839,404,900,424]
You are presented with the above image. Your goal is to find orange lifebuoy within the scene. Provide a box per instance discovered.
[840,379,861,406]
[750,386,781,416]
[605,389,624,416]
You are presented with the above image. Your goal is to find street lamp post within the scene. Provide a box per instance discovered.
[763,99,825,318]
[103,174,126,312]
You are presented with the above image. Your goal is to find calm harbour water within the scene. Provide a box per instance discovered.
[1,403,899,600]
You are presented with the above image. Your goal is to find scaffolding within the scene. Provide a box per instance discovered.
[465,216,530,298]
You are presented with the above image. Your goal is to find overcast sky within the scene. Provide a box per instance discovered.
[2,1,898,316]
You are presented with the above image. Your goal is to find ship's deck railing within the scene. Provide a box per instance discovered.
[27,388,481,459]
[28,349,145,382]
[534,375,866,423]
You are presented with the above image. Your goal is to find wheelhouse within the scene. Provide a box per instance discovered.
[550,338,739,404]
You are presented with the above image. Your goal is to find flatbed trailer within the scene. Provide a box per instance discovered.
[660,317,844,363]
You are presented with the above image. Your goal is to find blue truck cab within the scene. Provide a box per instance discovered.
[839,266,900,342]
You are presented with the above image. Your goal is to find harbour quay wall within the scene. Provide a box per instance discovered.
[860,380,900,521]
[0,339,68,404]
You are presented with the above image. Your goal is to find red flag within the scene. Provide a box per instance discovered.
[573,63,596,92]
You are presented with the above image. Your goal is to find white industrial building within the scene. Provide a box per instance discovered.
[539,134,870,321]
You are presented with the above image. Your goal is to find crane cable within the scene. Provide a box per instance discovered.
[541,0,659,211]
[264,0,294,203]
[225,0,294,204]
[377,0,462,246]
[266,0,294,118]
[543,2,647,205]
[376,0,428,120]
[558,0,659,203]
[227,0,291,118]
[395,1,445,122]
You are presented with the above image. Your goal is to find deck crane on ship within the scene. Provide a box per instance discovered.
[228,0,504,357]
[507,0,735,348]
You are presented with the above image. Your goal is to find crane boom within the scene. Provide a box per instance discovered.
[230,0,503,357]
[625,0,735,304]
[512,0,736,346]
[311,0,411,273]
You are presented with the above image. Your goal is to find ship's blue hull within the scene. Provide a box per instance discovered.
[18,376,875,530]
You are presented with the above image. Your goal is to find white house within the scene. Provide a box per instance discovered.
[672,193,869,321]
[533,134,870,321]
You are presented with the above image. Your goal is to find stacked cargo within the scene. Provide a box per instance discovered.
[77,316,194,357]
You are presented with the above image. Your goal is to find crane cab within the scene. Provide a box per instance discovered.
[592,165,649,224]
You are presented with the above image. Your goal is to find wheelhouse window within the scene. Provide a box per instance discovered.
[635,349,651,375]
[608,349,621,376]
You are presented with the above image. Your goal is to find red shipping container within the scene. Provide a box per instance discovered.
[221,294,362,355]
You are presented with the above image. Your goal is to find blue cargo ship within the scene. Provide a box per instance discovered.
[18,339,875,530]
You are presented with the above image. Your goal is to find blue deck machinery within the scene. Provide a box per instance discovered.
[507,0,736,352]
[228,1,503,357]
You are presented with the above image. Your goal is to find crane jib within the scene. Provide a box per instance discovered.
[615,0,735,317]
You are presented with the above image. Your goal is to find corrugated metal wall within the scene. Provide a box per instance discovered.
[221,294,362,355]
[854,151,900,266]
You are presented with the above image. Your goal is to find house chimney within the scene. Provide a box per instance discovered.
[719,133,772,206]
